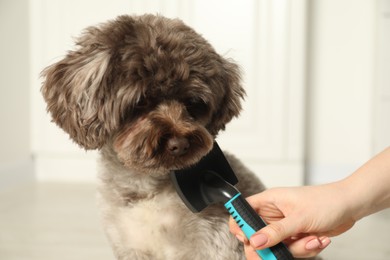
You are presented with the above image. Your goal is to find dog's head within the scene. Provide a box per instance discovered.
[41,14,244,173]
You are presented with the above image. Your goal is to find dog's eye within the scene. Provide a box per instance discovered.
[184,99,209,119]
[135,98,149,109]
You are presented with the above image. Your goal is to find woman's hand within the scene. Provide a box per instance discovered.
[229,184,356,258]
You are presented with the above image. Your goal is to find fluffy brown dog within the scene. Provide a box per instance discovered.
[41,14,314,260]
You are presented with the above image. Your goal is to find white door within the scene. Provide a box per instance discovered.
[31,0,307,187]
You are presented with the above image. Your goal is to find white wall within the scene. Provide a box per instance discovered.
[306,0,377,184]
[1,0,387,189]
[0,0,34,189]
[374,0,390,154]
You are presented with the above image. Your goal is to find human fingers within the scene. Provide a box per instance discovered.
[249,217,298,250]
[288,235,331,258]
[229,216,247,243]
[243,242,261,260]
[233,218,331,259]
[246,235,331,259]
[228,216,241,236]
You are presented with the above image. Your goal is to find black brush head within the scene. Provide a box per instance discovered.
[171,142,238,212]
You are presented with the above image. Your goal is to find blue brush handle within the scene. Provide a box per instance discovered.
[225,193,293,260]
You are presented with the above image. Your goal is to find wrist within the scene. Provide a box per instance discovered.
[338,174,374,221]
[342,147,390,220]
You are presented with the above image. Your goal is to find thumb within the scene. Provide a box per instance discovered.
[250,218,296,249]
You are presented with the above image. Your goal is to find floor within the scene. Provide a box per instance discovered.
[0,183,114,260]
[0,183,389,260]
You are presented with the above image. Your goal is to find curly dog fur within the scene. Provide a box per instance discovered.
[41,14,318,260]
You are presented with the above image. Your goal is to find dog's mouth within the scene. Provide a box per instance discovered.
[152,134,214,170]
[113,123,214,173]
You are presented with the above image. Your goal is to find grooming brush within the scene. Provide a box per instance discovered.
[170,142,293,260]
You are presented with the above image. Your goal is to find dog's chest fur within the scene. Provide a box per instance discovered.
[97,148,257,260]
[104,188,185,258]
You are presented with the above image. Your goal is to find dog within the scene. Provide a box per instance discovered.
[41,14,318,260]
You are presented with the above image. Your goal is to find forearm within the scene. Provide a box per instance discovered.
[340,146,390,221]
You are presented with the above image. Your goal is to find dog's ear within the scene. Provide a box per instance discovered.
[41,29,114,150]
[207,58,245,135]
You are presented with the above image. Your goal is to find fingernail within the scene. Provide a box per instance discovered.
[306,238,321,250]
[319,236,331,249]
[250,234,268,248]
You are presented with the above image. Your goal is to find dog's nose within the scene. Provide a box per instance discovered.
[167,136,189,156]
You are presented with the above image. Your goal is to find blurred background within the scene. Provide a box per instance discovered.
[0,0,389,259]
